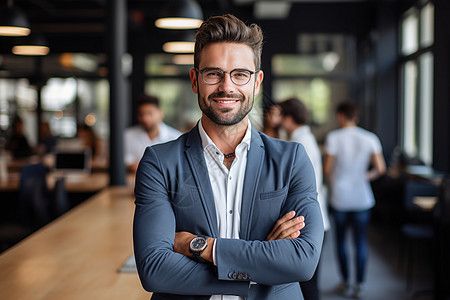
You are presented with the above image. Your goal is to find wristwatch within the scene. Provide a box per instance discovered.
[189,235,208,263]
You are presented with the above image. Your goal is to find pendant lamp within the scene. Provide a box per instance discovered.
[0,1,31,36]
[162,31,195,53]
[155,0,203,29]
[12,32,50,56]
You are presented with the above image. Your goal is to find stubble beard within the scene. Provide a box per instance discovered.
[199,92,254,126]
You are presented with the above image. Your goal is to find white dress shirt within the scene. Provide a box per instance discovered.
[198,120,251,300]
[124,122,181,166]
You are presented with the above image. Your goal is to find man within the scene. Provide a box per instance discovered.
[124,94,181,172]
[279,98,330,300]
[133,14,323,300]
[324,101,386,299]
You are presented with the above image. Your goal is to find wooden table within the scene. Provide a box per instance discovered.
[0,171,110,193]
[0,186,151,300]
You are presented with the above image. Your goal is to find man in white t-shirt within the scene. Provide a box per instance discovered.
[124,95,181,172]
[279,97,329,300]
[324,101,386,299]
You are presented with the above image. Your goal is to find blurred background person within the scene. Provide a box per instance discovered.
[5,116,33,159]
[279,97,330,300]
[124,94,181,173]
[323,101,386,299]
[76,124,108,170]
[36,121,58,156]
[262,101,283,139]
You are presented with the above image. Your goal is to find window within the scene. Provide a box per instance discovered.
[270,34,354,142]
[400,2,434,165]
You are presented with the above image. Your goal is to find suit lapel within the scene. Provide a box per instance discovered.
[240,128,265,240]
[185,126,219,237]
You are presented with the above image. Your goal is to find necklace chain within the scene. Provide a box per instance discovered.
[223,151,235,159]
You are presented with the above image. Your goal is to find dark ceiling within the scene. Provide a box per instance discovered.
[0,0,413,78]
[1,0,413,53]
[1,0,251,54]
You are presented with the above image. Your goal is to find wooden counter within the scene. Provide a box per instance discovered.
[0,186,151,300]
[0,171,110,193]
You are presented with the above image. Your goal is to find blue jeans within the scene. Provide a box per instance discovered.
[332,208,371,284]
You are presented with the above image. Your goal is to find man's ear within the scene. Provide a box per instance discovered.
[254,70,264,95]
[190,68,198,94]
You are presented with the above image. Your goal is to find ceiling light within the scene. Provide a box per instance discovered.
[12,32,50,56]
[163,41,195,53]
[173,54,194,65]
[155,0,203,29]
[0,2,31,36]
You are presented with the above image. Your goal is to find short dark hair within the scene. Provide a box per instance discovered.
[137,94,160,108]
[194,14,263,70]
[278,98,309,125]
[336,101,358,120]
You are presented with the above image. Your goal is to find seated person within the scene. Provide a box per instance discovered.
[5,116,33,159]
[124,94,181,172]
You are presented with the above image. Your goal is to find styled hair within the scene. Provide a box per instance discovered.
[279,97,309,125]
[336,101,358,120]
[137,94,160,108]
[194,14,263,70]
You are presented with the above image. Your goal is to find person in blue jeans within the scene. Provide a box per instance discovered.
[324,101,386,299]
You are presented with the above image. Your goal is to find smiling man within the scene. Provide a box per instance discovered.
[133,14,323,300]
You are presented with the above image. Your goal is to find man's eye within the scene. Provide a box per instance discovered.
[205,71,221,77]
[233,72,250,78]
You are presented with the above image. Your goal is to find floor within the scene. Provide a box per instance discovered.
[318,219,435,300]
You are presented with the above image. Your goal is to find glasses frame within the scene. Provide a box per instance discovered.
[195,68,256,86]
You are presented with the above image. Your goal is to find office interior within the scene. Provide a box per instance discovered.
[0,0,449,299]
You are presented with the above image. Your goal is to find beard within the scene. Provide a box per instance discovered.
[199,91,254,126]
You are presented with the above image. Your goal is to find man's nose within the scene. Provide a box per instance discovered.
[217,72,235,93]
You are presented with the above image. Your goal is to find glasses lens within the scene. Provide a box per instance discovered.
[230,70,252,85]
[202,69,223,84]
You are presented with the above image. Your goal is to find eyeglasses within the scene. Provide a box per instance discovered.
[196,68,256,86]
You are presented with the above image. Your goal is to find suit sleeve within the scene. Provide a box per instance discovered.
[133,147,250,296]
[215,144,324,286]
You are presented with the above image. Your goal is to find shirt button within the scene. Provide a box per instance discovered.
[229,176,232,180]
[229,210,233,214]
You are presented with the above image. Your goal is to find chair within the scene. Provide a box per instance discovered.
[0,163,51,251]
[399,180,439,291]
[51,177,70,218]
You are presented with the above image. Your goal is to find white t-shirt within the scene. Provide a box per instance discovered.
[124,122,181,166]
[291,125,330,231]
[325,126,382,211]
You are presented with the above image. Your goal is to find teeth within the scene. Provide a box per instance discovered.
[216,100,237,104]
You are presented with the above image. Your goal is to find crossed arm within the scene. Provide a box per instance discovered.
[133,145,324,296]
[174,211,306,263]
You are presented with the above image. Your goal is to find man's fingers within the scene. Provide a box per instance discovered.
[275,211,296,228]
[266,211,296,240]
[266,215,305,241]
[278,220,305,239]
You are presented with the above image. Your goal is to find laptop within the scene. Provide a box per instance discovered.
[53,149,92,178]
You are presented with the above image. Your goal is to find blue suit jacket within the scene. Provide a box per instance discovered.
[133,125,324,300]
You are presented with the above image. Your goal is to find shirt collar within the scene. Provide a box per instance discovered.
[198,119,252,153]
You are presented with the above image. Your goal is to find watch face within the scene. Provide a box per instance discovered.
[190,237,207,251]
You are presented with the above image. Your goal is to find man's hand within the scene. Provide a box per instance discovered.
[174,231,214,263]
[266,211,305,241]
